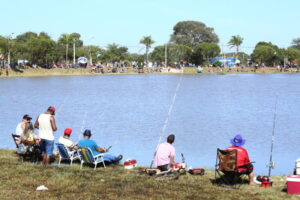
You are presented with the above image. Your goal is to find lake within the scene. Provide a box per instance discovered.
[1,74,300,175]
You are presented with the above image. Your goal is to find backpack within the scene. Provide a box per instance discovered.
[188,168,205,175]
[17,143,27,155]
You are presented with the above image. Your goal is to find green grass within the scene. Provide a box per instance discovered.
[0,149,298,200]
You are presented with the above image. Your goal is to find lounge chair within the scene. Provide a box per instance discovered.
[78,147,106,170]
[56,143,80,166]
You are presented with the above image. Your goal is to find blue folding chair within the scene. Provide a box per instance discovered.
[56,143,80,166]
[79,147,106,170]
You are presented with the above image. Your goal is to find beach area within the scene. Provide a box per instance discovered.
[0,66,299,78]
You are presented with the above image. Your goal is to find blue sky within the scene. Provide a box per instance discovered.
[2,0,299,54]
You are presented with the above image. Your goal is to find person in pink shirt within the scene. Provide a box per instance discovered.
[155,134,176,171]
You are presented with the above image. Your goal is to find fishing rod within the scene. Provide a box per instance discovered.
[77,110,88,142]
[150,74,183,168]
[55,95,70,119]
[268,95,278,177]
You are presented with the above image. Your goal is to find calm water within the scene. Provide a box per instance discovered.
[1,74,300,175]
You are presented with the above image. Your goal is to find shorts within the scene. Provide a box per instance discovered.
[157,164,169,171]
[40,139,54,156]
[238,163,254,175]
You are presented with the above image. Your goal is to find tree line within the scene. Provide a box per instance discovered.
[0,21,300,67]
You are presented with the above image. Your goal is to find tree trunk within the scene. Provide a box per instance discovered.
[66,44,68,65]
[146,47,149,66]
[236,45,240,61]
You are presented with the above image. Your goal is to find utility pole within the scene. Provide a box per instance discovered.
[89,37,94,65]
[7,33,14,65]
[65,43,68,65]
[89,46,92,65]
[165,43,167,68]
[73,38,76,65]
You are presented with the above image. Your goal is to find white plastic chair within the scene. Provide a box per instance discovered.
[56,143,80,166]
[78,147,106,170]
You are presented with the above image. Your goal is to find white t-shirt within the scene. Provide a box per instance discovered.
[58,136,73,148]
[38,113,54,140]
[15,122,23,135]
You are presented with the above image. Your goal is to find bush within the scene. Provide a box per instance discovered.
[212,60,222,67]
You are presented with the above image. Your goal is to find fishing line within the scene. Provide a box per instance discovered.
[150,74,183,168]
[268,95,278,177]
[55,95,70,119]
[77,110,88,142]
[112,123,138,146]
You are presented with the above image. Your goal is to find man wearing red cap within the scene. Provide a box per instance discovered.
[58,128,78,150]
[34,106,57,166]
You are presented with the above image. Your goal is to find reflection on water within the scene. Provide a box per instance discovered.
[1,74,300,175]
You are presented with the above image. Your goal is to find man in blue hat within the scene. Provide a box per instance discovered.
[227,134,254,184]
[78,129,122,164]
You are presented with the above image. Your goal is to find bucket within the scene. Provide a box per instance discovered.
[296,159,300,168]
[261,181,272,188]
[294,159,300,175]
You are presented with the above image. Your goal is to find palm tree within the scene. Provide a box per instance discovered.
[140,36,155,65]
[58,33,71,64]
[228,35,243,60]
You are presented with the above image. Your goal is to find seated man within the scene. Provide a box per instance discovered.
[227,134,254,184]
[155,134,176,171]
[78,129,122,163]
[17,122,40,158]
[58,128,78,151]
[16,114,32,135]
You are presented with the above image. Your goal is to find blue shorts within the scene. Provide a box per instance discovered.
[40,139,54,156]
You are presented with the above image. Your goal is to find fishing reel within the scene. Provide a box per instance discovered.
[268,162,275,169]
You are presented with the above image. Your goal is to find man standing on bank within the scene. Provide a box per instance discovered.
[34,106,57,166]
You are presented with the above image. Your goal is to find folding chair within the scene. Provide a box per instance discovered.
[78,147,106,170]
[215,148,243,187]
[12,134,21,148]
[56,143,80,166]
[12,133,40,162]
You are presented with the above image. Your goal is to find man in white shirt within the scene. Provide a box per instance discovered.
[58,128,77,150]
[34,106,57,166]
[16,114,32,135]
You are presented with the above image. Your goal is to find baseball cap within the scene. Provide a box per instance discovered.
[23,114,32,121]
[64,128,72,135]
[83,129,92,137]
[48,106,56,113]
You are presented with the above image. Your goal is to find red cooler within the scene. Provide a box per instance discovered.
[287,175,300,194]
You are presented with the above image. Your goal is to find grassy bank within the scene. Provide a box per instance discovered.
[0,66,299,78]
[0,149,297,200]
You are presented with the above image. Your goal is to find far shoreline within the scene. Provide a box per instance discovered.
[0,66,299,78]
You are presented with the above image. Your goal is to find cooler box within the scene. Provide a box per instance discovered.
[124,159,137,169]
[287,175,300,194]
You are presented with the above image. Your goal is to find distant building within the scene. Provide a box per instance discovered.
[210,57,235,67]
